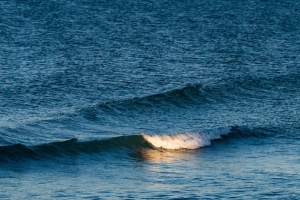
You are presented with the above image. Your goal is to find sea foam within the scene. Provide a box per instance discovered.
[142,127,230,150]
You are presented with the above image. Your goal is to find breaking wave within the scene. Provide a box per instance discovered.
[142,127,230,149]
[0,126,267,163]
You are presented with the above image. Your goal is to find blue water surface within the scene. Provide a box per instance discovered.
[1,0,300,199]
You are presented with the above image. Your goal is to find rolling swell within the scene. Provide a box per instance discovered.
[97,83,206,110]
[0,126,267,163]
[80,83,220,120]
[80,70,300,120]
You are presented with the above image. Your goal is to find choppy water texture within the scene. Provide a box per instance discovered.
[1,0,300,199]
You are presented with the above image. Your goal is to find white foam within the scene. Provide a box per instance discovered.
[142,127,230,150]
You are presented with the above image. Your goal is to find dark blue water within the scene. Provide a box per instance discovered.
[1,0,300,199]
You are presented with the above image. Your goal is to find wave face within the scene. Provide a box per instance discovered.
[0,135,148,163]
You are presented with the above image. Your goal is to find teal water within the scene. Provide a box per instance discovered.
[1,0,300,199]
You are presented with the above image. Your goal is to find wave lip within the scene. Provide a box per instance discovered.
[142,128,230,150]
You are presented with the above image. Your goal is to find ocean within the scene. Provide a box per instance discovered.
[1,0,300,199]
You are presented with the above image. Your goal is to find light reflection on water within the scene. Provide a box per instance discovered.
[134,148,201,164]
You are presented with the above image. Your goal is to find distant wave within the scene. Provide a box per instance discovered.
[74,71,300,120]
[0,126,268,163]
[79,83,215,120]
[10,73,298,125]
[99,83,207,109]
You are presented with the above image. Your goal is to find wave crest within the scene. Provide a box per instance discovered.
[142,127,230,150]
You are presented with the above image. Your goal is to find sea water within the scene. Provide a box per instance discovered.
[1,0,300,199]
